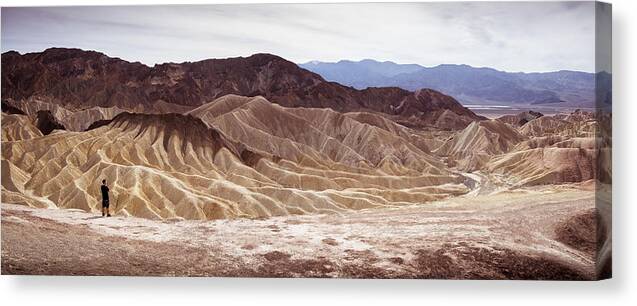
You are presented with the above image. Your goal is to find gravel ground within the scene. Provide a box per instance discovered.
[1,187,611,279]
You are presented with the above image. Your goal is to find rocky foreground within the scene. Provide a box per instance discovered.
[1,184,611,279]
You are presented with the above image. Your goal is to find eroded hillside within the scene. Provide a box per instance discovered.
[1,93,611,221]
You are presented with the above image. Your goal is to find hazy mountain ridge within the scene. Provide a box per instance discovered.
[300,60,612,108]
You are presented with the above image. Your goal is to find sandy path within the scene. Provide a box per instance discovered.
[1,187,608,279]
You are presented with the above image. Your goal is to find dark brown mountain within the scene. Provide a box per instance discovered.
[2,48,483,129]
[1,100,25,115]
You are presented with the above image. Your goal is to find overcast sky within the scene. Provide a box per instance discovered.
[1,2,607,73]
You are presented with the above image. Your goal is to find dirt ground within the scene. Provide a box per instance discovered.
[1,187,611,279]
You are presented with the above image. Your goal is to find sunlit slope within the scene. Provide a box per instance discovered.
[434,120,527,171]
[2,100,468,220]
[1,113,43,141]
[432,109,611,186]
[1,94,611,220]
[188,95,447,174]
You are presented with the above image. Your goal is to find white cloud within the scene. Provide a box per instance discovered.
[1,2,599,72]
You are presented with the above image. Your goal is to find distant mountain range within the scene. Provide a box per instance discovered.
[300,60,611,108]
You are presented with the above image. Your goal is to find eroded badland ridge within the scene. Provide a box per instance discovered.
[1,48,611,279]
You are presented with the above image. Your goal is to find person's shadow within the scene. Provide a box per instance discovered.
[84,216,104,220]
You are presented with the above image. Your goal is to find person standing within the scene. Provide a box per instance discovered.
[101,179,111,217]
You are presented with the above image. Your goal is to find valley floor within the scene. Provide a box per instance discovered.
[1,186,609,279]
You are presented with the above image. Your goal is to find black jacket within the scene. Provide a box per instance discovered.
[101,185,109,201]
